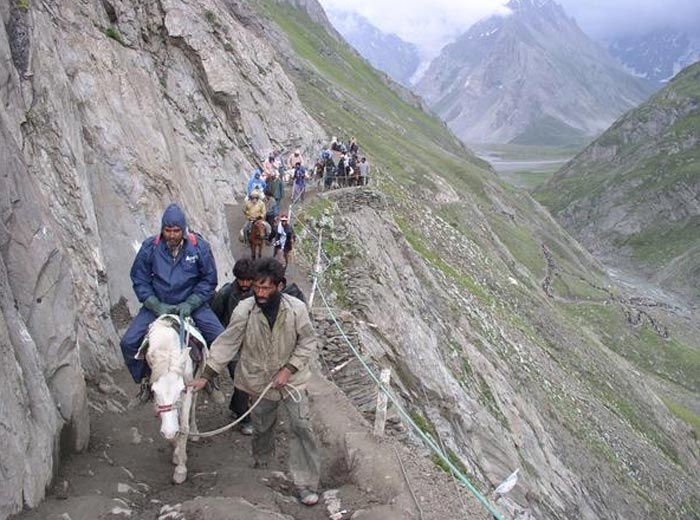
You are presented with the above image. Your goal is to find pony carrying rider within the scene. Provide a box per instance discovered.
[120,203,225,401]
[242,190,270,243]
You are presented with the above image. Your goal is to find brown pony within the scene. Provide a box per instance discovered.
[249,218,267,259]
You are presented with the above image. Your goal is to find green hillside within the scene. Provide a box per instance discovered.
[535,63,700,298]
[509,115,591,147]
[252,3,700,517]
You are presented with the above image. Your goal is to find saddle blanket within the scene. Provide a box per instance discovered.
[135,314,207,363]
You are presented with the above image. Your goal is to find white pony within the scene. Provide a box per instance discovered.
[142,315,204,484]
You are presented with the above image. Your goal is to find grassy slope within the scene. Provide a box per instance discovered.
[509,115,591,147]
[254,3,700,515]
[535,63,700,270]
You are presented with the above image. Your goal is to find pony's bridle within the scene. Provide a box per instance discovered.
[155,397,181,417]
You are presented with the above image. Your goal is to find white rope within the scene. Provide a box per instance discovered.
[182,381,301,438]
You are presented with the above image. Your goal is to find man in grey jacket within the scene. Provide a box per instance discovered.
[189,258,320,506]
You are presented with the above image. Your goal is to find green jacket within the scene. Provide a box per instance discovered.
[204,294,316,400]
[269,177,284,201]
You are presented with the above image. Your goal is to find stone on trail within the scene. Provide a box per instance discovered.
[179,496,294,519]
[129,427,143,444]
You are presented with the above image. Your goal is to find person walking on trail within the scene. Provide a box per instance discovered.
[210,259,255,435]
[188,258,321,506]
[264,188,279,243]
[347,154,359,186]
[274,213,295,269]
[246,169,267,197]
[262,154,277,181]
[292,162,307,202]
[286,148,304,171]
[242,190,267,243]
[120,203,225,403]
[336,153,349,187]
[268,170,284,207]
[323,152,335,190]
[358,156,370,186]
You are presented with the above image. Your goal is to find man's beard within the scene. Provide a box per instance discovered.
[166,238,182,252]
[255,290,281,308]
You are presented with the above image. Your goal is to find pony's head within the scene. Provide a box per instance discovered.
[152,370,186,440]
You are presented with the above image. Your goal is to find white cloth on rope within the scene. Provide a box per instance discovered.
[277,222,287,250]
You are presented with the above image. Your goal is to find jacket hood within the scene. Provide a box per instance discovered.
[161,203,187,231]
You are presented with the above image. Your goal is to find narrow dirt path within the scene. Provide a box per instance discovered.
[13,186,494,520]
[10,189,370,520]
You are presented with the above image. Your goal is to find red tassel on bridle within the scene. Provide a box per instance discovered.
[155,403,177,417]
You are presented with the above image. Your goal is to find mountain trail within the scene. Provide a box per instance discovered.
[12,188,492,520]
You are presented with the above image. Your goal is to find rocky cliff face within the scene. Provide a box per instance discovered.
[415,0,650,144]
[0,0,322,516]
[535,62,700,301]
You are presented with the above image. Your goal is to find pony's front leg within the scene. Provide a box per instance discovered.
[190,390,200,442]
[172,388,194,484]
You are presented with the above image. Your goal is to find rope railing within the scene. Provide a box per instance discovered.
[315,284,505,520]
[294,205,506,520]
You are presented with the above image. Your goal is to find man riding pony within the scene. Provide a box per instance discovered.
[242,190,270,243]
[120,203,225,402]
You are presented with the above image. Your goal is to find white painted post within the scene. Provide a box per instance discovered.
[373,368,392,437]
[307,228,323,311]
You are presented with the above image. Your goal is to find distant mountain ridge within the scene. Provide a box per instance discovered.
[325,8,420,86]
[608,28,700,88]
[535,62,700,300]
[415,0,650,144]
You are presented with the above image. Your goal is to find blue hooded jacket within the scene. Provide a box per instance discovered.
[130,204,218,305]
[246,169,267,196]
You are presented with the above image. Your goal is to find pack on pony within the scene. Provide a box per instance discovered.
[139,314,207,484]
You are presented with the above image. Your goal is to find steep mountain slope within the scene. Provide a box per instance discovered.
[535,62,700,302]
[608,28,700,88]
[1,1,699,519]
[253,2,700,518]
[415,0,650,144]
[325,8,420,87]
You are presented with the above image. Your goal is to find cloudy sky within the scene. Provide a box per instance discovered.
[318,0,700,59]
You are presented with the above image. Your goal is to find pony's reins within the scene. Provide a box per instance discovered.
[180,380,301,438]
[173,298,302,439]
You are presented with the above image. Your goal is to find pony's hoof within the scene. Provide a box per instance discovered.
[173,467,187,484]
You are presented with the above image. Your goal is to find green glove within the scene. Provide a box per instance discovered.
[177,294,204,317]
[144,295,178,316]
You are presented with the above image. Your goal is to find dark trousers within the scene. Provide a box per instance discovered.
[120,304,224,383]
[227,358,251,424]
[251,393,320,490]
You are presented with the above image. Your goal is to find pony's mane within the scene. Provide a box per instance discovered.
[146,319,186,382]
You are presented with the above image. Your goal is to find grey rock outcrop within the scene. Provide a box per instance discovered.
[0,0,323,516]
